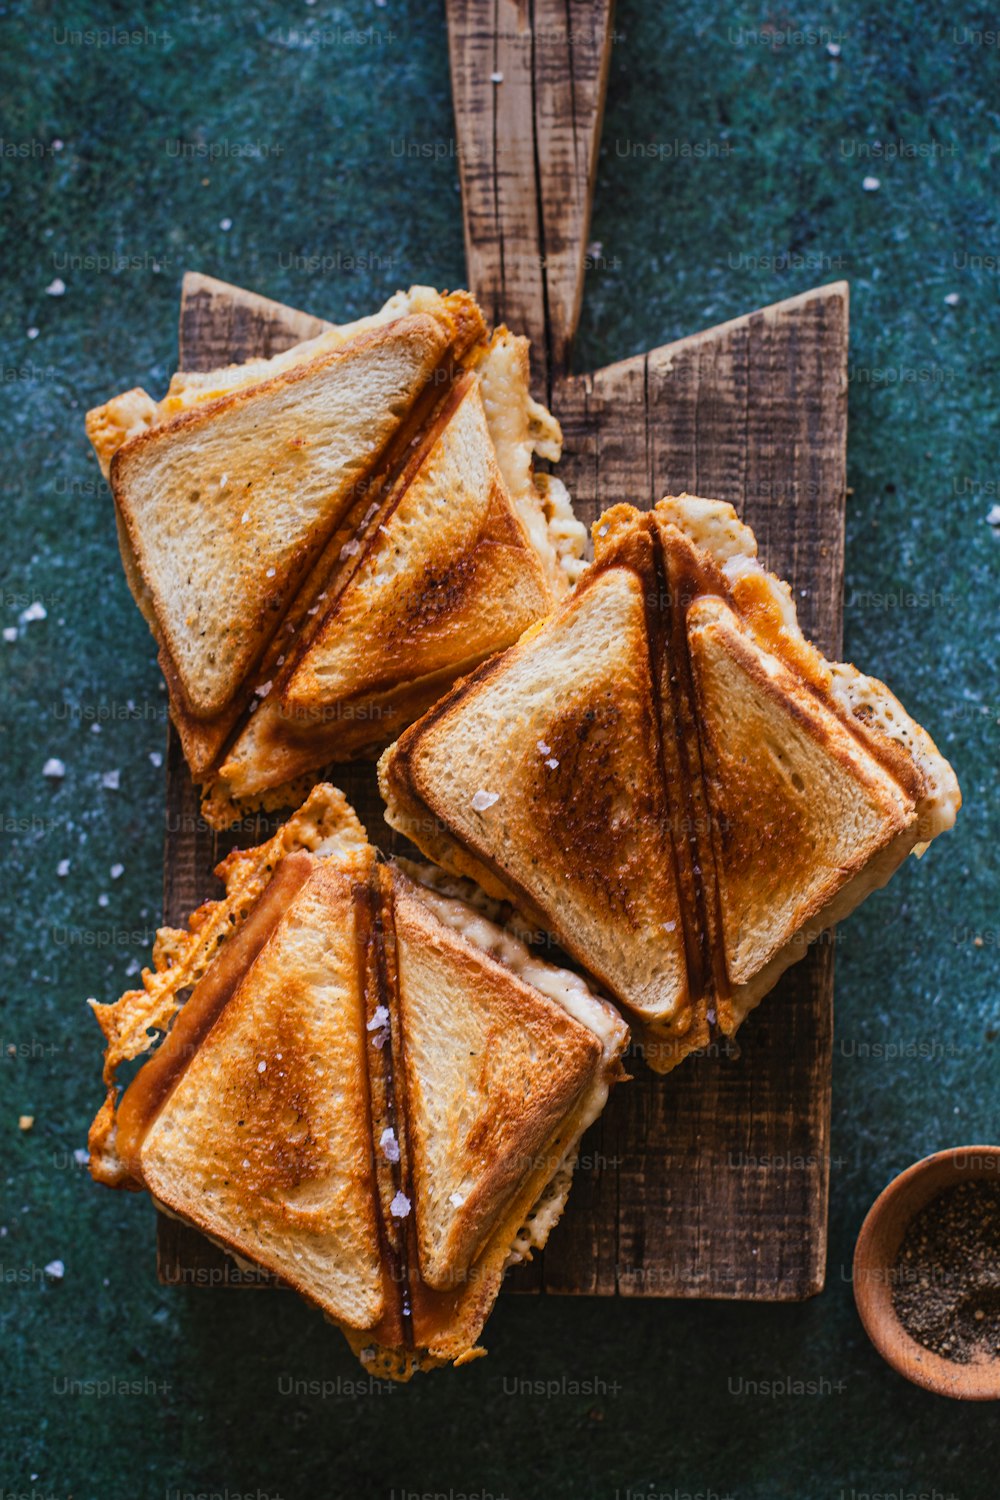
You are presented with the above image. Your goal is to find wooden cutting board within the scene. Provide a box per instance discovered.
[157,0,848,1302]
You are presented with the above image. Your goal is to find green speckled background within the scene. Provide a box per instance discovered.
[1,3,997,1496]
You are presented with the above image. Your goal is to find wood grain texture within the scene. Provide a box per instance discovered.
[446,0,614,384]
[157,274,848,1301]
[540,284,848,1299]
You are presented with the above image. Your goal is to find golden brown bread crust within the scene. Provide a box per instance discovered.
[110,313,456,723]
[87,783,369,1185]
[86,287,583,827]
[88,787,627,1377]
[380,496,960,1072]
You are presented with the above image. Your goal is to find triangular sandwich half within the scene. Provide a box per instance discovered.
[87,290,586,828]
[88,785,627,1379]
[379,496,960,1072]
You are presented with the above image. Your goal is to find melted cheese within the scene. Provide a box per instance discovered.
[477,330,588,594]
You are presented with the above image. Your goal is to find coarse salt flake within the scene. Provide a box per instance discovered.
[471,790,499,811]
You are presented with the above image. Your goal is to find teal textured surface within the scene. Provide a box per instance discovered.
[1,2,997,1496]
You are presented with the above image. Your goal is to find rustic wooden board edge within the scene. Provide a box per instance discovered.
[446,0,615,385]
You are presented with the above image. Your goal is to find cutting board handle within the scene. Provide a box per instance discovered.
[446,0,615,388]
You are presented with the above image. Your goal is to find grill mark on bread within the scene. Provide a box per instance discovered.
[642,530,708,1028]
[163,352,467,775]
[355,863,413,1354]
[274,365,471,701]
[110,315,454,723]
[655,524,734,1026]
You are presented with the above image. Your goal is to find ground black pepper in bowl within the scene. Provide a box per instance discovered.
[890,1180,1000,1364]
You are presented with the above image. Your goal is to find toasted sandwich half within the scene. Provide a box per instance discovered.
[86,287,586,828]
[88,785,627,1379]
[379,495,961,1072]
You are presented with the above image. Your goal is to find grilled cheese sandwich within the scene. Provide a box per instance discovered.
[380,495,961,1071]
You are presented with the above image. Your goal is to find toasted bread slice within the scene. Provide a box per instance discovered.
[279,376,552,717]
[391,871,602,1290]
[379,559,690,1027]
[139,860,385,1331]
[88,787,627,1380]
[109,314,455,721]
[86,286,486,477]
[686,596,915,984]
[190,361,576,823]
[380,496,961,1071]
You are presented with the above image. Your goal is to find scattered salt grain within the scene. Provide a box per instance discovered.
[266,567,276,578]
[544,757,559,770]
[27,327,39,340]
[44,1260,65,1279]
[241,510,250,524]
[537,740,551,755]
[985,505,1000,528]
[255,681,272,698]
[449,1192,465,1208]
[56,859,70,877]
[73,1148,88,1166]
[219,217,233,231]
[662,920,676,933]
[149,751,162,768]
[101,769,120,790]
[490,70,504,83]
[257,1060,267,1073]
[862,175,880,192]
[380,1127,400,1163]
[3,627,16,642]
[340,539,361,559]
[367,1005,389,1032]
[826,41,841,56]
[944,292,960,307]
[42,758,65,780]
[471,790,499,811]
[46,278,66,297]
[97,894,108,908]
[110,863,124,880]
[390,1191,411,1218]
[20,601,46,624]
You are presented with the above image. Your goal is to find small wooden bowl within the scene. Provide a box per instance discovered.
[854,1145,1000,1399]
